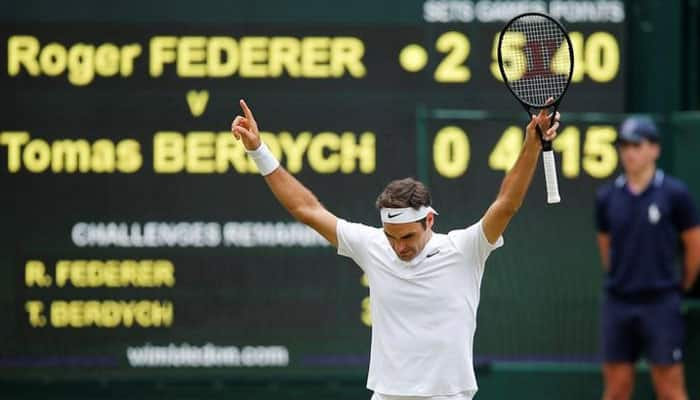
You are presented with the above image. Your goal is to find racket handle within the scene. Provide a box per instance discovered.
[542,149,561,204]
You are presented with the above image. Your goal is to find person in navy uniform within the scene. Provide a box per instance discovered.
[595,116,700,400]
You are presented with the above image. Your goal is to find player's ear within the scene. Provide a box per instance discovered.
[426,213,435,230]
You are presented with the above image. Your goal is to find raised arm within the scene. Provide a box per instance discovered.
[231,99,338,247]
[482,109,559,244]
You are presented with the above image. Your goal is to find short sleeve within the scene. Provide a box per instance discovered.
[671,184,700,232]
[447,219,504,268]
[595,185,611,233]
[336,219,377,268]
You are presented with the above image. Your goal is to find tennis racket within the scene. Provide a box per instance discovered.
[497,12,574,204]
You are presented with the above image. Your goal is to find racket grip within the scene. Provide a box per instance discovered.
[542,149,561,204]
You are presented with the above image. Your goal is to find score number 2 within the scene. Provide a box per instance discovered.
[434,32,471,83]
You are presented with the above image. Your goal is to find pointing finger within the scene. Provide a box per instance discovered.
[240,99,255,123]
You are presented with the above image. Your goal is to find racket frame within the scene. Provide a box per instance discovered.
[497,12,574,203]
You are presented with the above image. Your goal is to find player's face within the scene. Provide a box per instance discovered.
[618,140,659,175]
[383,214,434,261]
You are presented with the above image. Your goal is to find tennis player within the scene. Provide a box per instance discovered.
[231,99,559,399]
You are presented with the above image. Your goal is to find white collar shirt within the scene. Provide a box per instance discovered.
[336,219,503,397]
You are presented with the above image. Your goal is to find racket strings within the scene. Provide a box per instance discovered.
[501,15,571,107]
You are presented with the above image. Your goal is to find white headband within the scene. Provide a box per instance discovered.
[380,206,439,224]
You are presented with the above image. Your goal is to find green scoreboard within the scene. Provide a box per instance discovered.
[1,0,626,380]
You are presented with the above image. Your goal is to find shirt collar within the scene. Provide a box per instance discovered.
[389,232,438,267]
[615,169,664,190]
[653,170,665,187]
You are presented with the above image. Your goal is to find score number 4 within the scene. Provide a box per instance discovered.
[489,125,618,178]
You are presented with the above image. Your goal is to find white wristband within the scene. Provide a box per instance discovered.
[245,142,280,176]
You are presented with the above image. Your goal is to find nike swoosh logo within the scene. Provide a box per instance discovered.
[387,212,403,218]
[426,250,440,258]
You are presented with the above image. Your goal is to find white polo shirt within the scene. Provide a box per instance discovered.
[337,219,503,398]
